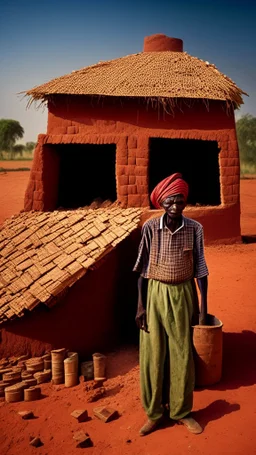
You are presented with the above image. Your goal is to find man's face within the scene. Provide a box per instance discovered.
[160,193,186,219]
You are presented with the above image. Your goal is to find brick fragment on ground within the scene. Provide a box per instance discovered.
[18,410,34,419]
[29,437,43,447]
[93,406,119,423]
[92,380,105,389]
[87,387,106,402]
[70,409,88,422]
[73,431,93,448]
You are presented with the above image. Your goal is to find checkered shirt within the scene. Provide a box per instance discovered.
[133,215,209,284]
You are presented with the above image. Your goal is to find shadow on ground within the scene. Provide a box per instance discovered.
[195,399,240,429]
[242,235,256,244]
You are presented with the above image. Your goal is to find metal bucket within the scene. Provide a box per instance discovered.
[193,314,223,386]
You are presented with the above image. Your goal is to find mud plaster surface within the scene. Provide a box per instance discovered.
[0,167,255,454]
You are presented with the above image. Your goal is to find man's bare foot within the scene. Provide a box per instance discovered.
[178,416,203,434]
[139,417,163,436]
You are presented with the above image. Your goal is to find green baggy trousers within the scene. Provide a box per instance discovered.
[140,278,197,421]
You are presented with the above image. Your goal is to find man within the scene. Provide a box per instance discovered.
[134,173,208,436]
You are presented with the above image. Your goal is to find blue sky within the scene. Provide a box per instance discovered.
[0,0,255,143]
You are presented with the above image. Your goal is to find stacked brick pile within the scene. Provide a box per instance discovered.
[0,208,142,323]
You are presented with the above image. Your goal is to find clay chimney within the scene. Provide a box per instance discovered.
[143,34,183,52]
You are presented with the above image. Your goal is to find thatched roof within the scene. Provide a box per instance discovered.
[0,208,142,324]
[25,50,246,108]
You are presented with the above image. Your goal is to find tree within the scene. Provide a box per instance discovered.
[12,144,25,158]
[25,141,36,152]
[0,119,24,157]
[236,114,256,164]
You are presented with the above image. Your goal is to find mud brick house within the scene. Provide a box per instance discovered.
[0,34,246,358]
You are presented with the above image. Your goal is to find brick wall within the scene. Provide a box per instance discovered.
[24,97,241,243]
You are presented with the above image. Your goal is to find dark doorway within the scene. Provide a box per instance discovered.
[149,138,221,206]
[57,144,116,209]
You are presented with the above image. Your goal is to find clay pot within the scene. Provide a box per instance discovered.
[3,370,21,383]
[42,353,51,363]
[34,369,51,384]
[64,352,78,387]
[5,384,25,403]
[21,371,33,380]
[26,357,44,373]
[51,348,66,385]
[0,368,13,381]
[24,386,41,401]
[43,359,51,370]
[92,353,106,381]
[193,314,223,386]
[23,378,37,387]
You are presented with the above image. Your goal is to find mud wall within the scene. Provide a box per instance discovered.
[0,232,140,359]
[24,97,241,243]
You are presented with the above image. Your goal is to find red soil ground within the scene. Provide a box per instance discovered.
[0,166,256,455]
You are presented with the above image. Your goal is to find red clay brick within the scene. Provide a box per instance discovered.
[137,185,148,194]
[119,195,128,208]
[127,185,137,194]
[118,185,128,196]
[135,149,148,158]
[135,166,147,177]
[228,139,238,151]
[119,175,129,185]
[18,410,34,420]
[118,147,128,158]
[129,175,136,184]
[128,136,137,149]
[32,201,44,211]
[93,406,119,423]
[220,149,229,158]
[141,195,150,207]
[54,127,67,135]
[116,156,128,165]
[226,176,239,185]
[71,409,89,423]
[124,165,136,175]
[219,141,228,151]
[221,166,239,177]
[67,126,77,134]
[136,176,148,186]
[232,184,240,195]
[33,191,44,202]
[136,158,148,166]
[128,157,136,165]
[129,148,137,157]
[116,165,126,176]
[26,181,35,194]
[128,194,141,207]
[35,180,43,191]
[222,185,233,197]
[225,195,237,204]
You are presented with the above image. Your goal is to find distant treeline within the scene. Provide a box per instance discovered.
[0,119,35,159]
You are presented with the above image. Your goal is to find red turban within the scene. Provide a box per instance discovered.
[150,173,189,209]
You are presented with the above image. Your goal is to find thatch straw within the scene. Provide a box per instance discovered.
[23,51,247,108]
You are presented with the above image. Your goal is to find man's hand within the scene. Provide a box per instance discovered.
[136,276,149,332]
[135,308,150,333]
[196,276,208,326]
